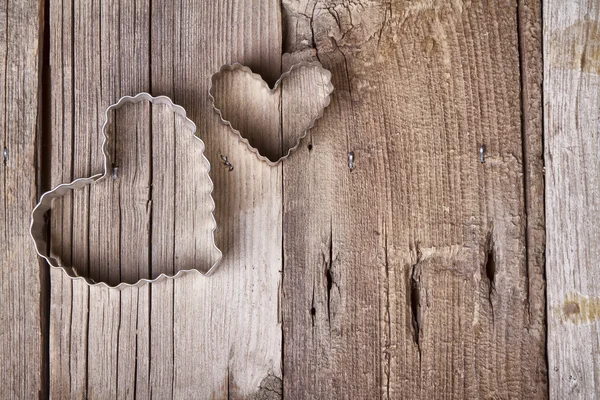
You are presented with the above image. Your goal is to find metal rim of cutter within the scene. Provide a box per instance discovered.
[30,93,223,290]
[209,61,334,166]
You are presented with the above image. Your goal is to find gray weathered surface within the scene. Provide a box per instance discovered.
[0,0,46,398]
[545,0,600,398]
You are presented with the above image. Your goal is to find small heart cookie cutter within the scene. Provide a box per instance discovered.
[30,93,222,289]
[209,61,334,165]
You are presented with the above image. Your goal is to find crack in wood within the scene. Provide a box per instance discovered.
[310,284,316,328]
[409,245,423,364]
[483,231,496,324]
[516,0,532,323]
[325,220,334,326]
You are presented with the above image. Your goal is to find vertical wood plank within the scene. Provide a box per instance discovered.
[49,0,284,398]
[518,0,547,391]
[49,0,152,398]
[282,0,546,398]
[42,0,551,397]
[48,0,86,395]
[0,0,46,398]
[545,1,600,398]
[150,0,284,397]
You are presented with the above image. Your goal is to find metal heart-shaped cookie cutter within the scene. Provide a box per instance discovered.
[30,93,222,289]
[209,61,334,165]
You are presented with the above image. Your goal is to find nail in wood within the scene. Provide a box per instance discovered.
[221,155,234,171]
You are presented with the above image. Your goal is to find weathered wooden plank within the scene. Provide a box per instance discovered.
[49,0,284,397]
[47,0,89,395]
[151,1,283,396]
[282,0,546,398]
[0,0,46,398]
[518,0,547,390]
[44,0,550,397]
[49,0,152,398]
[545,1,600,398]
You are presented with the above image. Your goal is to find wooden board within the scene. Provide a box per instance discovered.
[281,0,546,398]
[0,0,46,398]
[48,0,283,397]
[1,0,553,398]
[545,0,600,398]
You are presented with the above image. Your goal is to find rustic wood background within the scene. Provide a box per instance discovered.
[0,0,597,398]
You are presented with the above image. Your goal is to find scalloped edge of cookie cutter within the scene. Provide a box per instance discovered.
[209,61,334,166]
[30,93,223,290]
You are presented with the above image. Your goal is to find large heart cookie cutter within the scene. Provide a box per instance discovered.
[30,93,222,289]
[209,61,334,165]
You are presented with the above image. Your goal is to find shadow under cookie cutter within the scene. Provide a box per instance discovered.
[30,93,222,289]
[209,61,334,165]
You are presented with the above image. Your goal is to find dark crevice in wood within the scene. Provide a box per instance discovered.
[279,3,285,397]
[309,2,321,63]
[310,284,316,328]
[280,318,285,400]
[69,0,75,271]
[325,220,334,326]
[409,246,422,364]
[148,0,152,99]
[38,0,51,396]
[536,0,549,390]
[171,115,176,273]
[115,293,122,394]
[484,234,496,296]
[86,7,100,390]
[148,283,153,395]
[1,0,6,319]
[2,0,7,173]
[515,0,532,322]
[148,106,153,280]
[84,286,90,399]
[171,282,175,396]
[483,231,496,323]
[117,162,123,283]
[133,293,139,399]
[325,270,333,325]
[68,280,74,391]
[148,4,154,395]
[227,364,231,400]
[308,2,317,49]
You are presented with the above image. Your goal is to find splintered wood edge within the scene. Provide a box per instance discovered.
[208,61,334,165]
[30,93,223,290]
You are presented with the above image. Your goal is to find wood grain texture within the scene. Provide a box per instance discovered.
[211,63,332,163]
[281,0,546,398]
[48,0,283,398]
[518,0,547,392]
[545,0,600,398]
[48,2,152,398]
[0,0,46,398]
[30,0,551,398]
